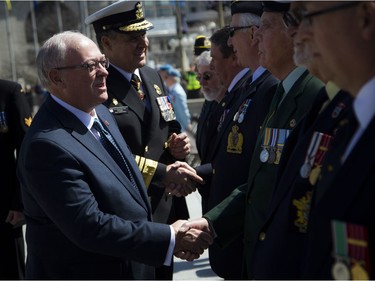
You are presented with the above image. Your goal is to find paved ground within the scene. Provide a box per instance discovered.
[173,192,222,280]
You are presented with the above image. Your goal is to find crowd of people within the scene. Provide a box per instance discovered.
[2,0,375,280]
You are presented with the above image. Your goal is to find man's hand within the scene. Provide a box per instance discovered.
[171,220,213,261]
[163,161,204,197]
[168,133,190,160]
[182,218,211,234]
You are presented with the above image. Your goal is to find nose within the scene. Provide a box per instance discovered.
[97,65,109,76]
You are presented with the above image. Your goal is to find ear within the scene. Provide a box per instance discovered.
[359,2,375,40]
[48,69,64,87]
[249,26,259,46]
[101,36,112,51]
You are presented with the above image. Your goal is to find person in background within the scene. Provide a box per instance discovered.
[0,79,33,279]
[194,50,226,163]
[85,2,198,278]
[194,35,211,58]
[159,64,191,132]
[17,30,211,280]
[183,35,211,100]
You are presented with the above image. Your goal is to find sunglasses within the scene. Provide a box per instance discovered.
[197,72,212,81]
[228,25,253,37]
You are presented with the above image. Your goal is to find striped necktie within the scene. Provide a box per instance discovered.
[131,73,145,100]
[92,119,139,193]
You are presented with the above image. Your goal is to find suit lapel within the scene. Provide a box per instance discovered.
[270,71,310,128]
[47,98,150,213]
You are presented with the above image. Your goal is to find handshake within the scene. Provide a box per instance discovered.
[171,218,212,261]
[163,161,204,197]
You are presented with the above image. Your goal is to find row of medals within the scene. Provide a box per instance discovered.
[332,259,369,280]
[260,146,282,165]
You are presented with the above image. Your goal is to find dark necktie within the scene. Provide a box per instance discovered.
[131,73,145,100]
[269,82,285,114]
[263,82,285,128]
[92,119,139,193]
[314,108,358,202]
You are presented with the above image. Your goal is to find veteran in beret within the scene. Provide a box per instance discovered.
[85,2,200,279]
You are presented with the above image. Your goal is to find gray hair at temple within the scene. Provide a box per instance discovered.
[236,12,261,29]
[36,31,89,88]
[195,50,212,67]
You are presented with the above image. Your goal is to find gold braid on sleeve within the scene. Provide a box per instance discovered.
[134,155,158,188]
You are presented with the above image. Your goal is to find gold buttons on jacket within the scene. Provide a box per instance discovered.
[144,146,149,152]
[259,232,266,241]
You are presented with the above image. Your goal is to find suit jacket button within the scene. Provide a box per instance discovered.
[145,146,149,152]
[212,169,216,175]
[259,232,266,241]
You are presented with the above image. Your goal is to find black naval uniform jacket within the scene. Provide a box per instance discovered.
[0,79,32,279]
[104,65,188,223]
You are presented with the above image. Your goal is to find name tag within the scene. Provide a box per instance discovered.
[109,106,128,114]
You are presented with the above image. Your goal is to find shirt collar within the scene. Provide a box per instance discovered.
[111,63,141,83]
[50,94,94,129]
[353,76,375,130]
[325,81,341,101]
[251,66,267,83]
[282,66,306,94]
[228,68,250,93]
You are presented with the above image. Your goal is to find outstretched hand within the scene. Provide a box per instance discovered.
[171,220,213,261]
[164,161,204,197]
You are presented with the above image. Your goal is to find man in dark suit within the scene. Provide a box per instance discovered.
[183,1,324,279]
[16,30,211,280]
[0,79,32,279]
[85,2,195,278]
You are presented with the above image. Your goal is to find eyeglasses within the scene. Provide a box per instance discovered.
[228,25,253,37]
[54,57,109,73]
[197,72,212,81]
[283,2,359,27]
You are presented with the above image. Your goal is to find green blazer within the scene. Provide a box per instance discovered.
[204,69,324,279]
